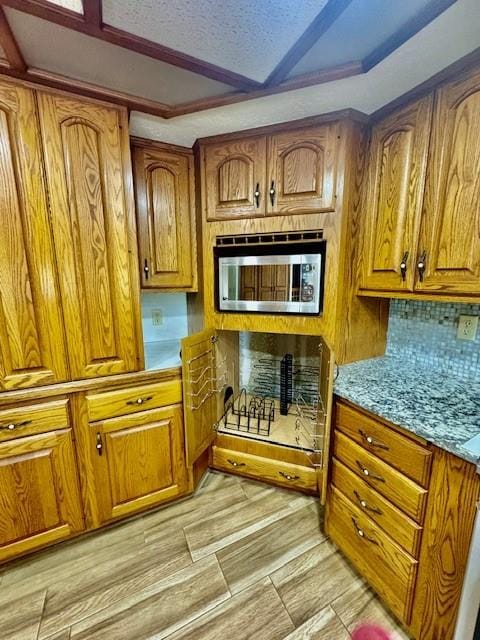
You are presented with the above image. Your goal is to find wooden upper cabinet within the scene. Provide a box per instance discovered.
[204,135,267,220]
[37,93,141,380]
[361,96,433,292]
[267,125,339,214]
[0,79,68,390]
[133,143,197,290]
[417,67,480,294]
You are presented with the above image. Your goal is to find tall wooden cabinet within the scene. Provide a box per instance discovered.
[132,140,197,290]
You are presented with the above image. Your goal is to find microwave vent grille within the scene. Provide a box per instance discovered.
[216,230,323,247]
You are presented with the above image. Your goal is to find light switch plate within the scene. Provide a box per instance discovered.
[457,315,479,341]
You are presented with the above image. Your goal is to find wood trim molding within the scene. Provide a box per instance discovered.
[363,0,458,72]
[82,0,101,28]
[130,135,192,155]
[0,0,261,90]
[0,5,25,71]
[265,0,355,86]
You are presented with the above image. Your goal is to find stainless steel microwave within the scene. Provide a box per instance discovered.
[215,233,325,315]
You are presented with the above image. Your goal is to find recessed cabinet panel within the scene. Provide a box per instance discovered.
[134,145,195,289]
[204,136,267,219]
[0,80,68,390]
[38,93,140,380]
[361,96,432,292]
[417,67,480,294]
[267,125,338,214]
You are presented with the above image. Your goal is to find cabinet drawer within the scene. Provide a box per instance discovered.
[330,458,422,557]
[336,402,432,487]
[212,447,318,493]
[327,486,417,624]
[86,379,182,422]
[0,399,69,442]
[333,431,428,523]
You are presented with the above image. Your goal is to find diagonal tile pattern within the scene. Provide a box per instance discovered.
[0,471,411,640]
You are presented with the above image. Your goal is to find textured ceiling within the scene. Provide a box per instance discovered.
[101,0,328,83]
[129,0,480,145]
[6,10,235,103]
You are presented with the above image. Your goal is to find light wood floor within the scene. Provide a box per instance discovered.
[0,472,411,640]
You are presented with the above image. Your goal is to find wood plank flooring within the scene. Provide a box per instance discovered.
[0,471,411,640]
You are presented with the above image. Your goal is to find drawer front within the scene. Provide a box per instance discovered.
[0,399,69,442]
[336,402,432,487]
[327,486,417,625]
[212,446,318,493]
[333,430,428,523]
[330,458,423,557]
[86,379,182,422]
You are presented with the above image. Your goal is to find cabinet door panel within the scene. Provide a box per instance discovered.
[204,136,267,220]
[38,93,140,379]
[0,429,84,562]
[0,80,67,390]
[417,68,480,293]
[134,146,195,289]
[267,125,338,214]
[361,96,432,291]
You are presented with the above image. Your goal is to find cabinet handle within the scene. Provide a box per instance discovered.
[351,518,379,545]
[279,471,300,481]
[126,395,153,406]
[269,181,276,206]
[353,490,383,515]
[0,420,32,431]
[143,258,149,280]
[417,251,427,282]
[227,459,245,468]
[254,182,260,208]
[96,432,103,456]
[400,251,409,281]
[359,429,389,451]
[355,460,385,483]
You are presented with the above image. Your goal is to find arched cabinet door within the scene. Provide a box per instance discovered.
[416,66,480,294]
[37,93,141,380]
[204,135,267,220]
[267,125,339,214]
[360,96,433,292]
[0,79,68,390]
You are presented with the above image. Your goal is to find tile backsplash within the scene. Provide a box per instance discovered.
[386,300,480,380]
[141,292,188,344]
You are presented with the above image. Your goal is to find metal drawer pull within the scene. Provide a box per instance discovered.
[351,518,379,545]
[126,395,153,406]
[227,459,245,468]
[355,460,385,483]
[96,432,103,456]
[0,420,32,431]
[359,429,389,450]
[254,182,260,208]
[353,490,383,515]
[279,471,300,481]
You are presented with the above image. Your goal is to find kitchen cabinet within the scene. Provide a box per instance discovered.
[202,124,339,220]
[38,91,141,381]
[0,78,68,390]
[132,141,197,290]
[0,400,84,563]
[360,96,432,292]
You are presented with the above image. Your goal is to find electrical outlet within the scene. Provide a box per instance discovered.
[457,315,478,341]
[151,309,163,326]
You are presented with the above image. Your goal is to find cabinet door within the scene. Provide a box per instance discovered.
[204,136,267,220]
[0,79,68,390]
[91,405,188,523]
[267,125,338,214]
[361,96,432,292]
[133,145,196,289]
[38,93,141,379]
[416,67,480,294]
[0,429,84,562]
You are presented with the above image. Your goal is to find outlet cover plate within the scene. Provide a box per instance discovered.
[152,309,163,326]
[457,315,479,341]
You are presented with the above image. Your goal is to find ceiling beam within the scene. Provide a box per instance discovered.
[264,0,355,87]
[0,0,261,90]
[82,0,101,28]
[363,0,458,71]
[0,5,26,70]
